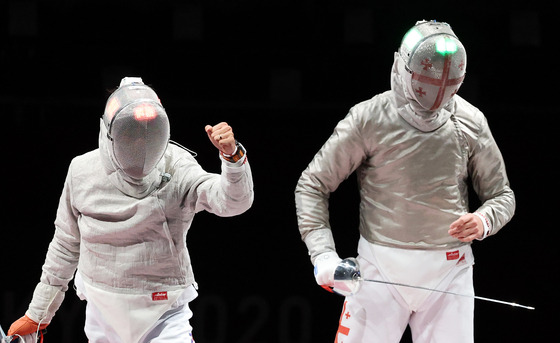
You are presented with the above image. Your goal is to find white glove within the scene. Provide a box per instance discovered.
[313,251,342,287]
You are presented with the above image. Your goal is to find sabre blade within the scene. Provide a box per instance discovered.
[359,277,535,310]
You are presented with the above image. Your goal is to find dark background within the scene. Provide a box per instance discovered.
[0,0,556,342]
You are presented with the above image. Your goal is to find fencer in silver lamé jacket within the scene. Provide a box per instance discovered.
[295,58,515,264]
[25,121,254,324]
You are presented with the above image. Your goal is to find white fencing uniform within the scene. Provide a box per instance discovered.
[295,21,515,342]
[22,79,254,342]
[75,273,196,343]
[334,238,475,343]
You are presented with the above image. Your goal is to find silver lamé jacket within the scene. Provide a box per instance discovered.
[295,58,515,264]
[25,121,254,324]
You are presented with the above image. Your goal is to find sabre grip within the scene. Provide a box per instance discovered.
[6,331,45,343]
[7,316,47,341]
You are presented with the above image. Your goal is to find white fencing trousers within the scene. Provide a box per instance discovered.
[335,246,475,342]
[85,298,195,343]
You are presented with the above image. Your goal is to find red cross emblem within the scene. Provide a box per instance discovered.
[335,301,351,343]
[421,58,432,71]
[412,54,465,110]
[415,87,427,97]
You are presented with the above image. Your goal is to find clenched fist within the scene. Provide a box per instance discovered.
[205,122,236,155]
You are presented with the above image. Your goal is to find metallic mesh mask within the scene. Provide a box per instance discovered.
[102,77,170,180]
[398,20,467,111]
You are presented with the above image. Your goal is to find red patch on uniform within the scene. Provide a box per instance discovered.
[152,291,168,301]
[446,250,460,260]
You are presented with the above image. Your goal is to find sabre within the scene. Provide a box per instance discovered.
[358,277,535,310]
[332,258,535,310]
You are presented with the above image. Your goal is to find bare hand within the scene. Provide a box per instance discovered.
[205,122,236,155]
[449,213,483,242]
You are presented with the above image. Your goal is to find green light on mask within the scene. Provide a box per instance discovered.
[403,28,423,50]
[436,37,458,55]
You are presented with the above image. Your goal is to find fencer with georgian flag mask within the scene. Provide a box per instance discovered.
[295,20,515,343]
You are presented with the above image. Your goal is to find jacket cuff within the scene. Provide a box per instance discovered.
[474,212,491,240]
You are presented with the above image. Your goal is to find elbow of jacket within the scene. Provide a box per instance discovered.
[221,192,254,217]
[506,188,516,215]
